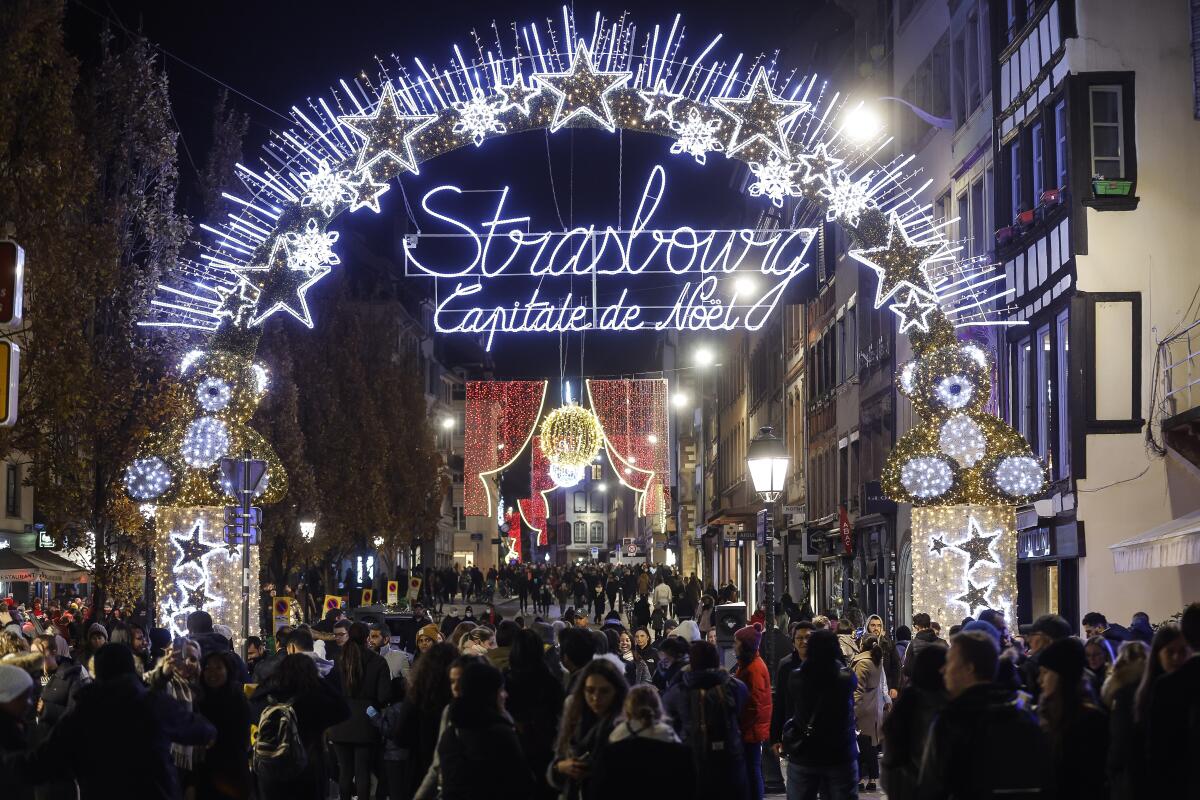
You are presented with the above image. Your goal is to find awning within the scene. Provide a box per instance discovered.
[1109,508,1200,573]
[0,549,90,583]
[25,551,90,583]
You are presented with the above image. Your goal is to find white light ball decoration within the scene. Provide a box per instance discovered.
[125,457,173,500]
[899,360,918,394]
[935,374,974,409]
[994,455,1045,498]
[961,343,989,370]
[550,463,585,488]
[900,456,955,499]
[181,416,231,468]
[938,414,987,467]
[195,377,233,412]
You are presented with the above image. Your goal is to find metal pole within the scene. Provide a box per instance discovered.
[240,449,252,658]
[764,499,776,679]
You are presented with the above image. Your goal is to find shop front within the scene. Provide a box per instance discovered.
[1015,508,1083,632]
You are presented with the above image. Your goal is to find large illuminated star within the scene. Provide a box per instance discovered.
[952,516,1002,571]
[338,84,437,175]
[533,42,632,132]
[956,580,993,615]
[231,238,330,329]
[712,68,810,158]
[848,212,948,309]
[171,522,216,570]
[891,289,940,333]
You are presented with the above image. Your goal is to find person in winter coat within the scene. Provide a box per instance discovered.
[195,651,251,800]
[549,656,628,800]
[901,613,945,687]
[145,637,205,785]
[850,635,889,793]
[769,621,813,758]
[863,615,900,699]
[592,583,607,625]
[29,634,87,735]
[632,594,652,630]
[835,618,859,663]
[505,629,565,800]
[698,597,716,640]
[1084,635,1115,701]
[0,662,36,800]
[881,643,947,800]
[780,628,858,800]
[1103,640,1149,800]
[652,636,689,693]
[663,640,748,800]
[327,622,392,800]
[404,642,458,799]
[592,685,695,799]
[652,578,673,619]
[1037,636,1109,799]
[1146,604,1200,798]
[438,660,534,800]
[732,623,772,800]
[614,630,650,686]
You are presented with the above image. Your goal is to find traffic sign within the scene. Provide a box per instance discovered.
[0,240,25,327]
[222,524,259,545]
[218,457,268,497]
[0,341,19,427]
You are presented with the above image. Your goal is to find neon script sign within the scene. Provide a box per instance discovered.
[403,165,816,349]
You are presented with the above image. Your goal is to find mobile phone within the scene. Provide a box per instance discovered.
[366,706,378,718]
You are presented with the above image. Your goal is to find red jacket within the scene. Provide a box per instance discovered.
[733,654,772,743]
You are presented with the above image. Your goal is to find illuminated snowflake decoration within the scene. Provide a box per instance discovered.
[299,160,354,217]
[125,457,173,500]
[196,376,232,412]
[900,456,954,499]
[284,218,340,273]
[181,416,231,468]
[994,455,1045,498]
[821,171,876,226]
[452,87,507,146]
[899,360,918,394]
[669,108,724,164]
[938,414,987,467]
[748,153,802,208]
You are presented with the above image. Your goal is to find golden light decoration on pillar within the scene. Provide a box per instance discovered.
[539,405,604,468]
[911,505,1018,625]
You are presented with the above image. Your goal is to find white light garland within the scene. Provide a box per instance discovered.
[899,360,918,394]
[195,376,232,412]
[125,457,173,500]
[994,455,1045,497]
[669,107,724,164]
[300,159,354,217]
[900,456,954,498]
[939,414,987,467]
[748,153,802,208]
[452,87,507,146]
[935,374,974,410]
[284,218,340,273]
[181,416,231,468]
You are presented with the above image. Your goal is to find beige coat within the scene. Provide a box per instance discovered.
[851,651,888,745]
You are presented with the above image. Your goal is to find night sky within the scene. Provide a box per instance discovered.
[65,0,850,378]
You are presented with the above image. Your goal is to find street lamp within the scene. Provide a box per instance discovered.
[747,426,789,677]
[694,346,715,368]
[300,520,316,542]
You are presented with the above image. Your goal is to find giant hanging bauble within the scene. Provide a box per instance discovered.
[540,405,604,468]
[549,462,585,488]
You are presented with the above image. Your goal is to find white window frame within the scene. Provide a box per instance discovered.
[1054,100,1068,190]
[1056,309,1071,478]
[1089,85,1124,179]
[1016,337,1031,439]
[1031,121,1045,204]
[1010,139,1023,218]
[1036,324,1051,460]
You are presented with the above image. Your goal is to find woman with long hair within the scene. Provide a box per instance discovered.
[403,641,459,797]
[549,657,628,800]
[448,621,477,650]
[851,634,889,793]
[460,626,495,657]
[438,660,534,799]
[882,644,947,800]
[195,650,252,799]
[327,621,392,800]
[1134,625,1188,724]
[506,628,565,800]
[1084,635,1115,700]
[1036,637,1109,799]
[1104,640,1150,800]
[408,653,481,800]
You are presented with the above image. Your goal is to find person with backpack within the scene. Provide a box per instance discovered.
[253,653,349,800]
[549,657,628,800]
[327,621,392,800]
[881,644,947,800]
[195,651,251,800]
[592,684,694,798]
[663,640,748,800]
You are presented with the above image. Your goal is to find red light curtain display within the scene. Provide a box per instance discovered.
[518,435,553,546]
[505,507,523,561]
[464,381,547,516]
[586,378,670,516]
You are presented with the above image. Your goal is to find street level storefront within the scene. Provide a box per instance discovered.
[0,549,90,604]
[1016,506,1083,631]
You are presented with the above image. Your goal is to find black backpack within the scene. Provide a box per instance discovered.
[253,700,307,780]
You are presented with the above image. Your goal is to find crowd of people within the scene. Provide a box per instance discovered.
[0,577,1198,800]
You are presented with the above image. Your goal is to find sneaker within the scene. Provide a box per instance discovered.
[866,780,877,792]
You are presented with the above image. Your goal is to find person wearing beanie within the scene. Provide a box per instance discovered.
[416,623,442,657]
[0,663,36,798]
[1036,636,1108,800]
[732,622,772,800]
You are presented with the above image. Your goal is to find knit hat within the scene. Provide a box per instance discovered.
[417,624,440,642]
[0,663,33,703]
[672,619,701,642]
[1039,636,1086,682]
[88,622,108,639]
[962,619,1000,646]
[212,624,234,643]
[735,622,763,651]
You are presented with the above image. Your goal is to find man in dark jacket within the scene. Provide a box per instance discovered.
[901,613,945,685]
[917,631,1051,799]
[1147,602,1200,797]
[1015,613,1071,702]
[652,635,690,693]
[770,621,813,755]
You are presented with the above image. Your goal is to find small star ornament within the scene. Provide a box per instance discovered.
[231,238,330,328]
[637,80,682,122]
[956,580,993,615]
[890,289,940,333]
[348,169,390,214]
[171,522,215,570]
[712,68,810,157]
[338,84,437,175]
[533,42,631,132]
[495,74,541,116]
[848,211,949,309]
[930,536,950,555]
[952,516,1002,571]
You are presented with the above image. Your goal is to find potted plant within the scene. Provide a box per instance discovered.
[1015,201,1035,228]
[1092,173,1132,196]
[1039,187,1064,207]
[995,225,1015,246]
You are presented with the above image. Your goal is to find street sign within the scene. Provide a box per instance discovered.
[0,341,19,427]
[223,507,261,526]
[218,457,268,498]
[470,533,483,541]
[756,508,769,546]
[0,240,25,327]
[589,546,599,559]
[222,524,259,545]
[222,506,261,544]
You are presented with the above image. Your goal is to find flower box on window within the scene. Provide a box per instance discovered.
[1039,187,1065,207]
[1015,208,1036,227]
[1092,178,1132,196]
[995,225,1016,246]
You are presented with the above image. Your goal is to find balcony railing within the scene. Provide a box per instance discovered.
[1161,319,1200,421]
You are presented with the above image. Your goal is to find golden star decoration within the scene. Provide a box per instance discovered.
[338,83,437,175]
[848,211,949,308]
[533,42,631,132]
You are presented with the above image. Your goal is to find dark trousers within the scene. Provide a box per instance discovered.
[786,761,859,800]
[745,741,765,800]
[333,742,375,800]
[384,759,410,800]
[856,735,879,781]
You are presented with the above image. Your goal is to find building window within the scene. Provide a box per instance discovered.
[4,464,17,517]
[589,491,603,512]
[589,522,604,543]
[1054,99,1068,190]
[573,492,587,513]
[1009,139,1023,219]
[1036,325,1051,459]
[1056,309,1071,478]
[1016,337,1031,440]
[1089,86,1124,179]
[573,521,587,544]
[1031,121,1045,204]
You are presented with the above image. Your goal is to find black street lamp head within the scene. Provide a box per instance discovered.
[747,425,789,502]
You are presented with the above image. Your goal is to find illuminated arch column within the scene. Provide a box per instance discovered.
[155,506,261,650]
[911,504,1017,626]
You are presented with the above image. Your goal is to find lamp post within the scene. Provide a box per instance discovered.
[747,425,789,680]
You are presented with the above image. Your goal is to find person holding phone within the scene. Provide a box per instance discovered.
[549,657,628,800]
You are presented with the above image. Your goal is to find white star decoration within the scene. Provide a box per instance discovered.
[230,237,329,329]
[821,171,876,227]
[890,288,940,333]
[848,211,950,309]
[798,142,845,184]
[637,80,682,122]
[495,74,541,116]
[338,84,437,175]
[669,107,724,164]
[712,68,810,158]
[299,160,354,217]
[533,42,632,132]
[748,153,802,207]
[452,87,507,146]
[348,169,390,214]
